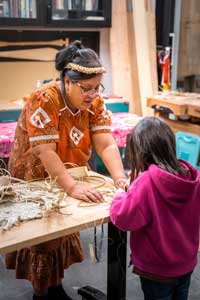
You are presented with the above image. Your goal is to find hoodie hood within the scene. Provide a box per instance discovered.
[149,160,200,203]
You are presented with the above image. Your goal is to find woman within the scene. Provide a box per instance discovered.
[6,40,126,300]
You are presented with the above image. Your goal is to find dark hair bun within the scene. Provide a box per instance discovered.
[72,40,83,50]
[55,40,83,71]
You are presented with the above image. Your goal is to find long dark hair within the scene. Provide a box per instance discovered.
[55,40,102,82]
[128,117,187,181]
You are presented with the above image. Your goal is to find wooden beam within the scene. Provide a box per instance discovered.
[99,29,113,95]
[109,0,133,108]
[178,0,200,78]
[130,0,158,115]
[126,1,142,115]
[0,47,58,61]
[0,39,69,48]
[109,0,143,115]
[160,117,200,136]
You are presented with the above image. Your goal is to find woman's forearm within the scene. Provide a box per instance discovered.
[35,147,76,193]
[100,144,126,182]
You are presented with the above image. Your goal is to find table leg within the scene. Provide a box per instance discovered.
[107,222,127,300]
[78,222,127,300]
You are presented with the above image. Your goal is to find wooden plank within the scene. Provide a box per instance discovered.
[146,11,158,95]
[160,117,200,136]
[147,92,200,104]
[147,97,187,115]
[109,0,133,109]
[109,0,157,116]
[147,92,200,116]
[99,28,113,96]
[0,39,69,48]
[0,47,58,61]
[187,105,200,118]
[131,0,158,116]
[178,0,200,78]
[0,171,113,255]
[126,1,142,115]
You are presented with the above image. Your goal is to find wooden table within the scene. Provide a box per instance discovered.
[147,92,200,135]
[0,173,127,300]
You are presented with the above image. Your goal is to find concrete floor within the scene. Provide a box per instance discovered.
[0,225,200,300]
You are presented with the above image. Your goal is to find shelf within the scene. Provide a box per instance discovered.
[0,0,111,28]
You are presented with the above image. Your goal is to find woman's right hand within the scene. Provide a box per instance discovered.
[69,184,103,203]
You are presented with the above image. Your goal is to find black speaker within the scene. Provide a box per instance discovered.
[77,285,106,300]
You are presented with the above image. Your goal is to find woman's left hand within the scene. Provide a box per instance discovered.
[69,184,104,203]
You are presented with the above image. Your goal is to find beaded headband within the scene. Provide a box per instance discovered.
[65,62,106,74]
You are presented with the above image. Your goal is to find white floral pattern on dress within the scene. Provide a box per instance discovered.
[30,107,51,129]
[69,126,84,145]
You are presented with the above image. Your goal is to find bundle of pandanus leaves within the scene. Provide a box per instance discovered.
[0,175,67,231]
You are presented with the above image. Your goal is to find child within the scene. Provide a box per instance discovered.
[110,117,200,300]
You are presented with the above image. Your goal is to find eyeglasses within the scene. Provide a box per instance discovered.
[72,81,105,95]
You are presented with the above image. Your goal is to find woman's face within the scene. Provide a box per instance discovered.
[64,74,103,112]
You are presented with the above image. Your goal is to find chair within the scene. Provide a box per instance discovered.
[176,131,200,170]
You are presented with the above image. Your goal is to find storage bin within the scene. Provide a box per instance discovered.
[105,101,129,113]
[176,131,200,167]
[94,100,129,174]
[0,109,21,122]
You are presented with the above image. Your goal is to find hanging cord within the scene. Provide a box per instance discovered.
[94,224,104,262]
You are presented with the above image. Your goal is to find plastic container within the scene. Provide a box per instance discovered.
[176,131,200,167]
[0,109,21,122]
[105,102,129,113]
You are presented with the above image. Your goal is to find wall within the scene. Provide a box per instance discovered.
[0,29,109,101]
[0,61,58,100]
[178,0,200,78]
[99,28,112,95]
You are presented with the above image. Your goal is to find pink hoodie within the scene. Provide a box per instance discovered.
[110,160,200,277]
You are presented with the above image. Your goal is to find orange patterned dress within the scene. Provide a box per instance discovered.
[6,81,111,289]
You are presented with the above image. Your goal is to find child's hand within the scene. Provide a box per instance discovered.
[114,178,129,192]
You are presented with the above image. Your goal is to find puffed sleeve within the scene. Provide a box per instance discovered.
[25,85,60,147]
[89,96,112,135]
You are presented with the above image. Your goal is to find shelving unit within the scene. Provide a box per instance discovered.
[0,0,111,27]
[0,1,112,100]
